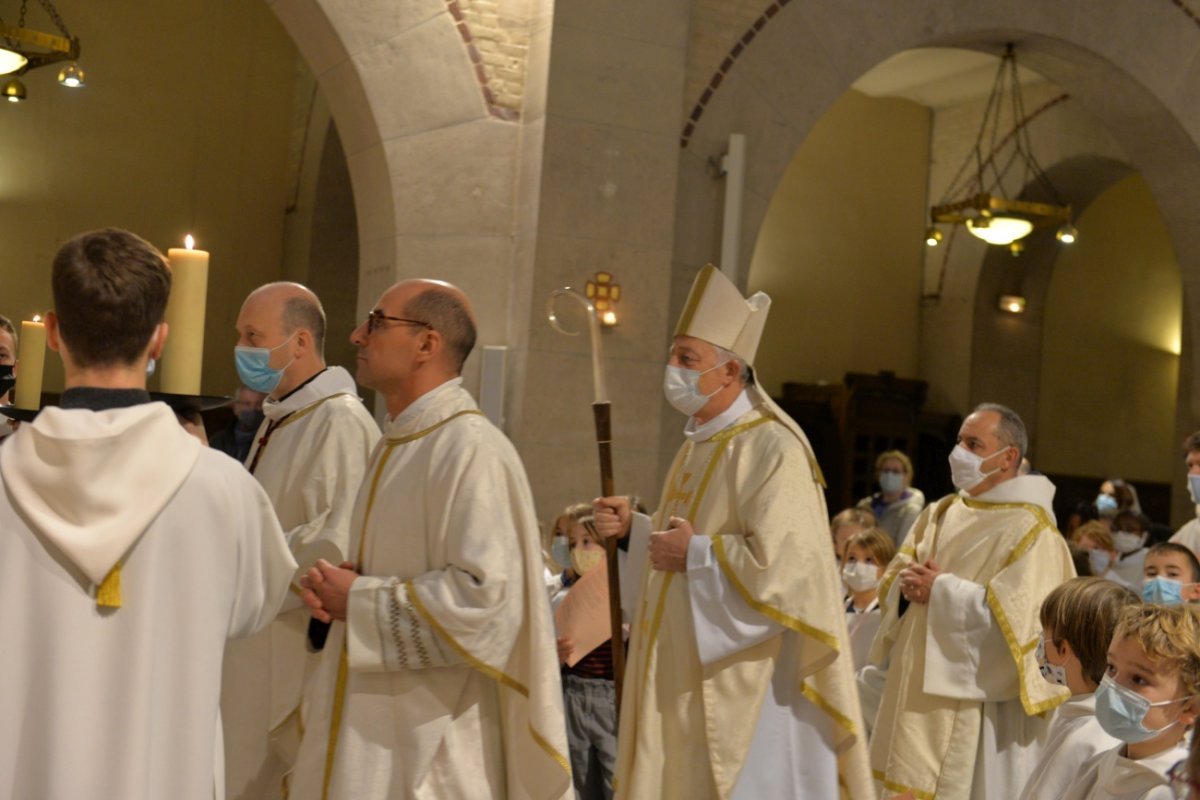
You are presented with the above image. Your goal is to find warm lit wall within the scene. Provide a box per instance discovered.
[1037,175,1181,482]
[747,89,930,396]
[0,0,299,395]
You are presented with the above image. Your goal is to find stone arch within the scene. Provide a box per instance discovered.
[673,0,1200,442]
[264,0,522,317]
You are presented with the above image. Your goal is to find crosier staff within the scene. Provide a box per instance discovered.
[547,288,625,714]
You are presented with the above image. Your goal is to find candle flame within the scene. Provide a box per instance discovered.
[31,314,42,323]
[185,234,195,250]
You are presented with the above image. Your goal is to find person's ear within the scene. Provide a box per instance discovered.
[45,312,61,353]
[1185,581,1200,602]
[1178,696,1200,727]
[294,328,311,354]
[415,328,442,363]
[149,323,168,361]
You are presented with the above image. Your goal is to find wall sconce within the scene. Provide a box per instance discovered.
[998,295,1026,314]
[585,272,620,327]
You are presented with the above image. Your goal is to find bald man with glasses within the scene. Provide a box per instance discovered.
[294,279,571,800]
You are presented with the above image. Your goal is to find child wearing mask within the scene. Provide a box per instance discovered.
[1076,521,1133,588]
[1142,542,1200,605]
[1112,511,1153,588]
[1063,604,1200,800]
[1019,577,1139,799]
[841,527,895,670]
[554,514,619,800]
[544,502,590,596]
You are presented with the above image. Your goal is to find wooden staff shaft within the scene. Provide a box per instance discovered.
[593,401,625,714]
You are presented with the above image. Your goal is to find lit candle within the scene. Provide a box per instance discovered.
[162,235,210,394]
[14,315,46,410]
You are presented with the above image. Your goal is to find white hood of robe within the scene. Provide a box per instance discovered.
[0,402,199,585]
[964,474,1058,526]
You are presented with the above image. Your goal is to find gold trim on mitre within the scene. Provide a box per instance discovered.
[674,264,770,365]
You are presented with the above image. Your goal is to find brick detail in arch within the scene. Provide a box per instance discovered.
[680,0,791,149]
[680,0,1200,150]
[446,0,521,122]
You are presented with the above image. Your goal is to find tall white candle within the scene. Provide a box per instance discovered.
[162,235,210,395]
[14,315,46,410]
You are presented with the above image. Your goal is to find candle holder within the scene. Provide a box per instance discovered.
[0,405,39,422]
[149,391,231,415]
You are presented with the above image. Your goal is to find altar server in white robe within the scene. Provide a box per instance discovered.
[594,264,873,799]
[1018,577,1134,800]
[221,282,380,798]
[863,402,1075,799]
[1061,603,1200,800]
[294,279,570,800]
[0,228,295,800]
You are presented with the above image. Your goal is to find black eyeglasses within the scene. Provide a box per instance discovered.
[366,310,433,335]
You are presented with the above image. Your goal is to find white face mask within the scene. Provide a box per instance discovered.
[879,471,905,494]
[842,561,880,593]
[1035,637,1069,687]
[1113,531,1146,555]
[662,361,729,417]
[948,445,1010,491]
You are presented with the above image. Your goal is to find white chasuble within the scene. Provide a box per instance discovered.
[867,476,1075,800]
[0,403,295,800]
[291,379,570,800]
[223,366,380,799]
[615,402,873,800]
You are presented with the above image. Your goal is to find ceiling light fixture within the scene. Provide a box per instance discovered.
[56,60,83,87]
[925,44,1075,249]
[1,75,25,102]
[998,295,1027,314]
[0,0,83,101]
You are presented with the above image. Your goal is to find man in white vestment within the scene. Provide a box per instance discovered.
[1170,431,1200,556]
[862,403,1075,799]
[222,282,380,798]
[293,279,571,799]
[0,228,296,800]
[594,264,873,799]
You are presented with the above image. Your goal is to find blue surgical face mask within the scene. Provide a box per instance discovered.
[1088,549,1112,575]
[551,536,570,570]
[1096,493,1119,515]
[234,334,295,394]
[1094,673,1194,743]
[1143,576,1189,605]
[1189,474,1200,507]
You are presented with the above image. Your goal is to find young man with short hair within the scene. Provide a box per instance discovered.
[0,228,295,800]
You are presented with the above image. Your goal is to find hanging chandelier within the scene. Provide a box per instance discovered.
[925,44,1076,250]
[0,0,84,104]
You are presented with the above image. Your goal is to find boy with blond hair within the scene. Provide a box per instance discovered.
[1064,604,1200,799]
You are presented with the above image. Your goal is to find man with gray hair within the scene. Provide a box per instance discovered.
[222,281,380,799]
[861,403,1074,799]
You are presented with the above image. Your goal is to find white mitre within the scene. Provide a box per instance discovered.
[675,264,824,485]
[675,264,770,365]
